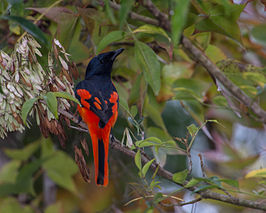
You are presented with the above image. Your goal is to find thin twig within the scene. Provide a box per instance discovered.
[179,197,202,206]
[141,0,170,31]
[161,197,202,207]
[62,2,266,209]
[99,0,266,122]
[198,154,206,178]
[181,36,266,122]
[141,0,266,122]
[60,108,266,211]
[69,125,88,133]
[124,194,183,206]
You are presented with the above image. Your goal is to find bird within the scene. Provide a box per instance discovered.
[75,48,124,186]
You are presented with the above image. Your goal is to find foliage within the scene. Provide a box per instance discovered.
[0,35,74,139]
[0,0,266,212]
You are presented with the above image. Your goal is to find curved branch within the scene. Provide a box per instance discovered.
[100,0,266,122]
[181,36,266,122]
[59,108,266,211]
[142,0,266,122]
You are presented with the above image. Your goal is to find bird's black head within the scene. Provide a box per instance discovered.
[85,48,124,79]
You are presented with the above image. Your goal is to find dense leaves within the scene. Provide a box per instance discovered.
[194,0,244,43]
[135,41,161,95]
[1,16,48,45]
[97,30,125,53]
[0,0,266,212]
[251,24,266,46]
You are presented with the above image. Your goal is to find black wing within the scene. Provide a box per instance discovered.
[75,80,115,128]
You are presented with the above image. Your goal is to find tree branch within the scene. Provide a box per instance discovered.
[181,36,266,122]
[99,0,266,122]
[58,108,266,211]
[140,0,170,30]
[141,0,266,122]
[72,0,266,210]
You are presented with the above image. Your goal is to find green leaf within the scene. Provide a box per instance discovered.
[144,93,167,131]
[1,16,48,45]
[171,0,190,45]
[97,31,125,54]
[104,0,116,25]
[0,198,34,213]
[206,119,218,124]
[172,169,188,184]
[0,183,20,197]
[245,168,266,179]
[153,192,164,204]
[135,41,161,95]
[43,152,78,193]
[7,0,23,6]
[162,62,193,84]
[130,105,138,118]
[205,44,226,63]
[213,95,228,107]
[128,73,144,105]
[152,147,167,167]
[146,208,155,213]
[0,159,44,196]
[0,84,3,94]
[135,141,156,148]
[52,91,80,106]
[195,2,244,43]
[193,32,211,50]
[119,0,134,29]
[134,149,142,171]
[223,155,259,169]
[15,157,47,195]
[133,25,171,42]
[0,161,20,184]
[44,92,58,119]
[4,142,40,161]
[193,184,218,193]
[207,176,222,187]
[44,202,62,213]
[135,137,163,148]
[187,124,198,137]
[42,141,78,194]
[113,81,129,112]
[6,0,24,18]
[146,127,172,142]
[173,78,209,102]
[141,159,155,177]
[243,72,266,88]
[251,24,266,46]
[21,97,38,124]
[57,15,79,51]
[150,180,161,189]
[174,87,201,101]
[220,179,239,188]
[185,178,200,188]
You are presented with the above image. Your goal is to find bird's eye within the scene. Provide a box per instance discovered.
[100,59,104,64]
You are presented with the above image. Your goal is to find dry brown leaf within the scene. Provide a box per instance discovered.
[81,138,89,156]
[74,145,90,183]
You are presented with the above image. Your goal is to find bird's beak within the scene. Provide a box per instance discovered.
[111,48,124,61]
